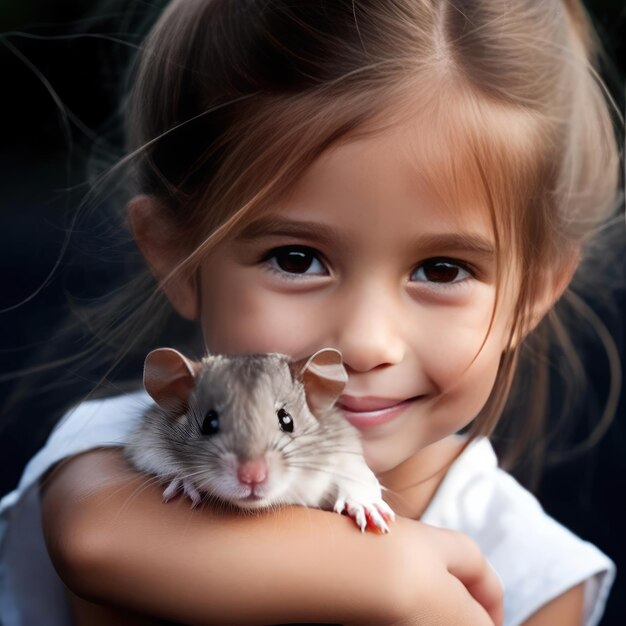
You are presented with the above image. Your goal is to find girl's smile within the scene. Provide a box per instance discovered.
[197,118,516,477]
[337,395,424,429]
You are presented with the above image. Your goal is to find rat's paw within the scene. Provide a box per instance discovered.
[182,479,202,508]
[333,495,396,534]
[162,477,182,502]
[162,477,202,508]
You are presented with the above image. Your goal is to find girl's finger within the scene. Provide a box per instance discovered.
[429,526,504,626]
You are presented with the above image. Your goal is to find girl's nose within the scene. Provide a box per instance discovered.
[333,287,406,373]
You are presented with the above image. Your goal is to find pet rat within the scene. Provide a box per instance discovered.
[124,347,395,533]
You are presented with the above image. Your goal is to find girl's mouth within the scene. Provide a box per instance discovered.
[337,396,422,428]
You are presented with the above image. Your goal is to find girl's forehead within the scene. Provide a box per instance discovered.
[225,86,541,276]
[267,117,497,243]
[276,89,541,256]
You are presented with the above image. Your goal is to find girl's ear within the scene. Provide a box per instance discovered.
[143,348,202,411]
[127,194,198,320]
[512,251,580,347]
[290,348,348,415]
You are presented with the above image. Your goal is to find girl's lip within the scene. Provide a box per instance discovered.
[337,395,412,411]
[337,396,420,428]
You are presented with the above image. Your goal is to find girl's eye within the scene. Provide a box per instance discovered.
[411,258,472,284]
[201,410,220,435]
[277,408,294,432]
[263,245,328,278]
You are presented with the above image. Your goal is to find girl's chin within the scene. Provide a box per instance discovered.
[361,443,414,476]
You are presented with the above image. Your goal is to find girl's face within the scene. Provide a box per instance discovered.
[197,123,516,475]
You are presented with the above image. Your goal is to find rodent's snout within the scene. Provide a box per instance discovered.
[237,458,268,487]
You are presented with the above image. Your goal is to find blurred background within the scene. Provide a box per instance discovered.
[0,1,624,623]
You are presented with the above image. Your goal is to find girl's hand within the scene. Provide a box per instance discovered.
[41,448,502,626]
[377,523,503,626]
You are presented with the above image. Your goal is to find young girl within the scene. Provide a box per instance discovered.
[0,0,621,624]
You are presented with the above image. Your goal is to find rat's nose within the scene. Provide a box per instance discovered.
[237,458,268,486]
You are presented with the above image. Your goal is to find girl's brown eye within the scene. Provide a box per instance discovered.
[412,258,470,284]
[265,245,327,277]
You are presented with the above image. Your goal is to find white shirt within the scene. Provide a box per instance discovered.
[420,437,615,625]
[0,391,615,626]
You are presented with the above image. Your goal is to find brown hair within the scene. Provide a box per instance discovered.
[12,0,623,484]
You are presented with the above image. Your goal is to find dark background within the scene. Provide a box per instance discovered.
[1,1,624,624]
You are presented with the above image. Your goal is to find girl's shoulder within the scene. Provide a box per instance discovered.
[0,390,151,626]
[422,437,615,626]
[1,389,150,514]
[50,388,150,446]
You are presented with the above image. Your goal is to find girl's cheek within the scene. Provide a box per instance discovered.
[415,288,505,389]
[419,301,513,432]
[200,268,319,357]
[422,325,499,389]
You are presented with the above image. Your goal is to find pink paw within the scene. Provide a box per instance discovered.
[162,477,202,508]
[333,496,396,533]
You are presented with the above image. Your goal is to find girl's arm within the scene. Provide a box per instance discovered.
[41,448,503,626]
[67,590,160,626]
[521,583,584,626]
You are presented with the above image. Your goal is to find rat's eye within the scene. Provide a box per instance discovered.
[201,410,220,436]
[277,408,294,433]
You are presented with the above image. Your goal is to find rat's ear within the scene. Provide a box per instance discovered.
[127,194,198,320]
[290,348,348,415]
[144,348,202,412]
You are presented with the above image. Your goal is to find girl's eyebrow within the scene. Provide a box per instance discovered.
[411,233,495,259]
[234,216,495,258]
[234,216,349,247]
